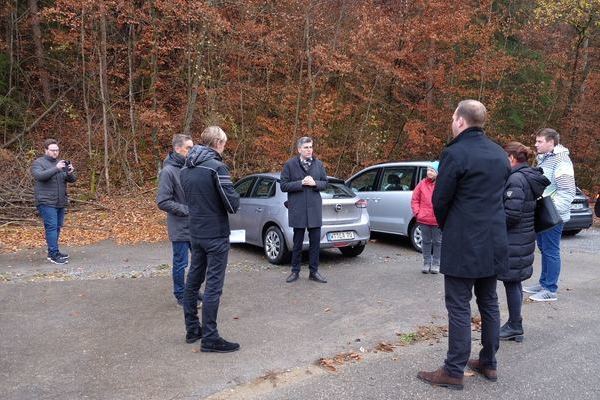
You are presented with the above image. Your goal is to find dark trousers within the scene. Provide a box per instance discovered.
[444,275,500,378]
[183,237,229,342]
[291,227,321,274]
[503,281,523,322]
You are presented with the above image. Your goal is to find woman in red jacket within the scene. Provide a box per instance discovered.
[411,161,441,273]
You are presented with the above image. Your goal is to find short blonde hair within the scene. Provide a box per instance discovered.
[200,126,227,148]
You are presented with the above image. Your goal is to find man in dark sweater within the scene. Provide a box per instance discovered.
[180,126,240,353]
[157,134,195,306]
[31,139,77,264]
[417,100,510,389]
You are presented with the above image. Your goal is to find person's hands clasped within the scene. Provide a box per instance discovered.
[302,176,316,186]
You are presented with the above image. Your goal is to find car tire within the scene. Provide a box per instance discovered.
[562,229,581,236]
[409,222,423,253]
[339,243,366,257]
[263,225,291,265]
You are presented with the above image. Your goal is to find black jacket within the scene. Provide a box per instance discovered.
[433,127,510,279]
[180,145,240,240]
[280,156,327,228]
[31,155,77,207]
[498,164,550,282]
[156,152,190,242]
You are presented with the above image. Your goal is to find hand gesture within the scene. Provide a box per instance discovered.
[56,160,66,171]
[302,176,316,186]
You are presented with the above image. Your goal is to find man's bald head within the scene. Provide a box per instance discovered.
[455,100,487,127]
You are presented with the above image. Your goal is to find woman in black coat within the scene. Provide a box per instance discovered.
[498,142,550,341]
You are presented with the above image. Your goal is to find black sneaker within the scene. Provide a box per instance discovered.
[47,254,68,265]
[201,337,240,353]
[57,251,69,259]
[185,328,203,344]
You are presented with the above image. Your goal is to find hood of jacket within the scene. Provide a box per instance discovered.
[185,145,222,167]
[517,164,550,198]
[163,151,186,169]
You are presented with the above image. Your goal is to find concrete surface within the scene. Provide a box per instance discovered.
[0,228,598,400]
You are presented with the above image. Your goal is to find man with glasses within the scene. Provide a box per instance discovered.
[31,139,77,264]
[280,136,328,284]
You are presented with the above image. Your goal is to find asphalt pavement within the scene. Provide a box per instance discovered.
[0,228,598,400]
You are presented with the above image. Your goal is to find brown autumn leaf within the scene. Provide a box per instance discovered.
[374,342,395,352]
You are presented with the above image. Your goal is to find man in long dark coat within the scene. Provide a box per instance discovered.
[417,100,510,389]
[280,136,328,283]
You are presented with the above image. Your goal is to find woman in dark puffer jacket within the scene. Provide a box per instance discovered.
[499,142,550,341]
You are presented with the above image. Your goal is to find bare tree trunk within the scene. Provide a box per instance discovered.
[182,33,205,136]
[292,56,304,144]
[304,5,315,134]
[98,7,110,194]
[80,6,96,194]
[127,23,139,165]
[28,0,51,104]
[563,35,584,117]
[149,2,160,175]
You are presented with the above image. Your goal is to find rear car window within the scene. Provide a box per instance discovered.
[321,182,355,199]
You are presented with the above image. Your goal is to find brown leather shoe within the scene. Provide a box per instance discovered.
[417,367,464,390]
[467,359,498,382]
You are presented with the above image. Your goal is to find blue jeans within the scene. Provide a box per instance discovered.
[37,205,65,256]
[536,223,564,293]
[172,241,191,301]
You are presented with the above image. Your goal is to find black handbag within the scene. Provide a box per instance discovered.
[534,195,562,233]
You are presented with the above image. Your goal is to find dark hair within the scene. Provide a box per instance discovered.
[296,136,313,148]
[536,128,560,146]
[455,100,487,127]
[43,139,58,149]
[503,141,534,163]
[172,134,192,149]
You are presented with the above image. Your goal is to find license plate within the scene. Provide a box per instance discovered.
[327,231,355,241]
[571,203,584,210]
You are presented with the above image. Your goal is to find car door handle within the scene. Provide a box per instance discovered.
[255,207,263,212]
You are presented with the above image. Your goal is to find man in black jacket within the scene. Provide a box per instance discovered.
[157,134,196,306]
[31,139,77,264]
[280,137,328,284]
[417,100,510,389]
[180,126,240,353]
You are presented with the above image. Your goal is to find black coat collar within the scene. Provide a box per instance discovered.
[447,127,484,147]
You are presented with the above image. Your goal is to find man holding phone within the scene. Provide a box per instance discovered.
[31,139,77,264]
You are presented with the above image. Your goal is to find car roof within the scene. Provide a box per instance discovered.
[369,160,433,167]
[237,172,344,183]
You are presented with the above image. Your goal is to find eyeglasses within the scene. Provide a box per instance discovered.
[47,148,60,152]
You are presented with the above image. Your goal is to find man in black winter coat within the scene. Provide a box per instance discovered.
[157,134,195,306]
[180,126,240,353]
[418,100,510,390]
[280,137,328,284]
[31,139,77,264]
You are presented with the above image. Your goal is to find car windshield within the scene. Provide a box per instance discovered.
[321,182,354,199]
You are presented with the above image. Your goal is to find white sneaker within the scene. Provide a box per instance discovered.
[523,284,543,294]
[529,289,557,302]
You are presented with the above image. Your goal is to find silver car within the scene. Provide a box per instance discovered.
[346,161,433,252]
[229,173,370,264]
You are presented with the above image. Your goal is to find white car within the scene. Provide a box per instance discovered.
[346,161,434,252]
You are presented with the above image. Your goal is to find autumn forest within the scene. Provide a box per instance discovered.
[1,0,599,198]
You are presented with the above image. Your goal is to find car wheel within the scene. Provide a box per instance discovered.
[562,229,581,236]
[339,243,366,257]
[263,226,291,265]
[409,222,423,253]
